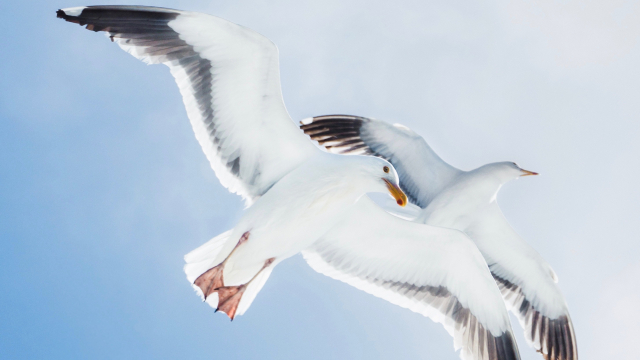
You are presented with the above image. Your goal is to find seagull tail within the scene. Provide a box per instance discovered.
[235,264,274,317]
[184,230,274,317]
[184,230,232,291]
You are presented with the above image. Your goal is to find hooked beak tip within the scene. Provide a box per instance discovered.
[383,178,407,207]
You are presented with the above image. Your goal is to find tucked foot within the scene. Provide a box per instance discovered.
[216,285,246,320]
[193,231,251,300]
[194,263,224,300]
[215,257,276,321]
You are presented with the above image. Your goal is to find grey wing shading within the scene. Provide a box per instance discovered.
[473,205,578,360]
[300,115,460,208]
[57,6,318,203]
[493,274,578,360]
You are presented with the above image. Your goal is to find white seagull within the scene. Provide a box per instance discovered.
[57,5,408,320]
[58,6,522,360]
[301,115,577,360]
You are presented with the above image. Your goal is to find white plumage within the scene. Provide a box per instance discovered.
[61,5,317,205]
[303,196,520,360]
[56,5,409,322]
[58,6,523,360]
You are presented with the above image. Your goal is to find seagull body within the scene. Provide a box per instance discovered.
[57,6,409,319]
[205,152,402,286]
[302,115,577,360]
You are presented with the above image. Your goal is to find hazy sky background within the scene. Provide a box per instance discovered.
[1,0,639,359]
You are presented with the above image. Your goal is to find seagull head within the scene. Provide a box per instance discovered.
[483,162,539,183]
[344,156,408,207]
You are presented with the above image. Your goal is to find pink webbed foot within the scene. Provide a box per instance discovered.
[193,231,251,300]
[194,264,224,300]
[216,285,246,321]
[215,257,276,321]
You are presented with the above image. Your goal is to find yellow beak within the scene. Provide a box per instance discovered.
[520,169,539,177]
[383,178,408,207]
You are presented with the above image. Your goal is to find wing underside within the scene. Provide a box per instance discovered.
[304,197,520,360]
[58,6,318,202]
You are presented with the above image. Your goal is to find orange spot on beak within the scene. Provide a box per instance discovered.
[383,178,407,207]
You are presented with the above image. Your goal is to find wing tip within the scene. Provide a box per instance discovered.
[496,330,521,360]
[56,6,182,23]
[57,7,85,19]
[494,274,577,360]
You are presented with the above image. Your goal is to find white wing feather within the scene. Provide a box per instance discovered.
[59,6,319,203]
[303,196,520,360]
[467,204,577,360]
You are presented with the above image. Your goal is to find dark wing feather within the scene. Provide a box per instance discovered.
[493,275,578,360]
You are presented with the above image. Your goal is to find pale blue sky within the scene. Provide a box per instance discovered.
[1,0,639,359]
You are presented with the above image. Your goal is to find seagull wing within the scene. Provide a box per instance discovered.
[58,6,318,203]
[300,115,460,207]
[470,205,578,360]
[303,196,520,360]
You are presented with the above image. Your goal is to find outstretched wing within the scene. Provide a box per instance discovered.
[470,205,578,360]
[303,196,520,360]
[300,115,460,207]
[58,6,318,203]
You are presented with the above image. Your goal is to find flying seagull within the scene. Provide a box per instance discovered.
[301,115,577,360]
[57,6,521,360]
[56,5,409,320]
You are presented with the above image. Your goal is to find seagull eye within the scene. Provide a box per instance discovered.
[383,166,390,173]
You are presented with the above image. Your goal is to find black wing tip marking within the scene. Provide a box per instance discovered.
[494,331,520,360]
[56,5,241,184]
[300,114,370,129]
[56,6,181,27]
[535,315,577,360]
[493,275,578,360]
[300,114,373,155]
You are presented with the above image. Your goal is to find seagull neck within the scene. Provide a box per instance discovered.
[417,171,503,228]
[463,168,507,203]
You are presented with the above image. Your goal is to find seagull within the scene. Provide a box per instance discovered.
[301,115,577,360]
[57,5,409,320]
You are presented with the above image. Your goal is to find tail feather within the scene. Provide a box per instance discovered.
[184,230,232,285]
[236,266,274,316]
[184,229,274,317]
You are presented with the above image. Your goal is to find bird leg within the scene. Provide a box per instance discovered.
[216,257,276,321]
[194,231,250,300]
